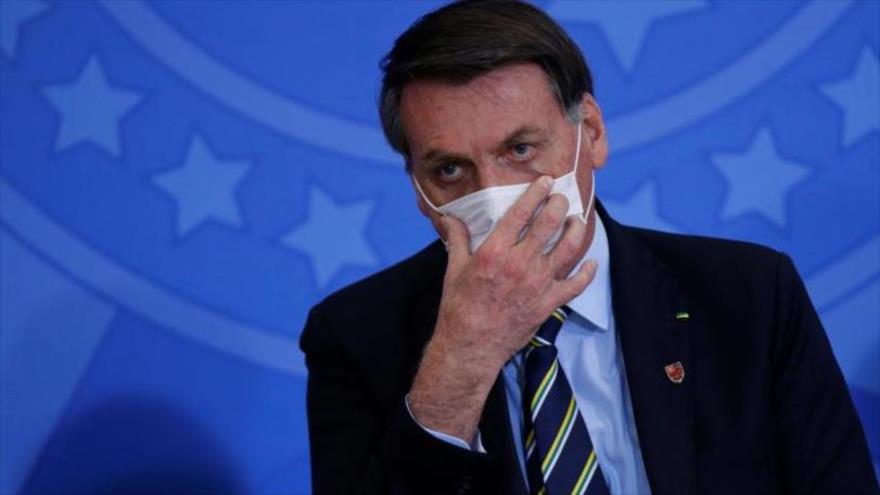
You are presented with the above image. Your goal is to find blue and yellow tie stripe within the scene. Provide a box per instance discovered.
[522,307,609,495]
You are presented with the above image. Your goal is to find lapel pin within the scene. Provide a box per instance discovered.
[664,361,685,384]
[675,311,690,320]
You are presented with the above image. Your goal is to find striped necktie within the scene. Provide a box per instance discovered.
[522,306,610,495]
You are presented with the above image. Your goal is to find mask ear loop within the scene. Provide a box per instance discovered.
[411,174,451,249]
[573,121,583,177]
[571,121,596,224]
[582,170,596,222]
[411,174,443,213]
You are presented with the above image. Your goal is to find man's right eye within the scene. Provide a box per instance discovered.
[436,163,462,181]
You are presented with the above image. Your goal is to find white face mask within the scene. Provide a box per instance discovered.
[413,122,595,254]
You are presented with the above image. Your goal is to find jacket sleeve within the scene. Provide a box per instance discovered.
[300,303,493,495]
[771,253,879,494]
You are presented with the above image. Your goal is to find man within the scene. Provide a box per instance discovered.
[300,1,878,494]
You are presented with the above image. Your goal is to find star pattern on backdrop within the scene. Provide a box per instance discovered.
[1,2,878,493]
[602,180,680,233]
[0,0,47,59]
[153,134,252,237]
[281,186,379,289]
[820,46,880,147]
[712,127,810,228]
[42,56,142,156]
[547,0,705,72]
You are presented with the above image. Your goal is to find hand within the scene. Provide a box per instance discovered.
[409,175,598,442]
[436,174,598,366]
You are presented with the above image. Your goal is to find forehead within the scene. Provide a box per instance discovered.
[399,63,565,154]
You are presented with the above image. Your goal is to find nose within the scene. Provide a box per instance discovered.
[473,163,500,191]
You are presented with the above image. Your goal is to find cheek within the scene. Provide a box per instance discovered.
[426,211,448,241]
[576,156,595,191]
[414,185,435,217]
[413,188,444,229]
[525,147,569,179]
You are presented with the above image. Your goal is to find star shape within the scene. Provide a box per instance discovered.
[821,46,880,147]
[0,0,47,59]
[153,134,252,237]
[281,186,379,289]
[602,180,679,233]
[712,127,810,228]
[547,0,705,72]
[42,56,142,156]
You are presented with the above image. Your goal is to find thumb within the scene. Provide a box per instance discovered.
[440,215,471,264]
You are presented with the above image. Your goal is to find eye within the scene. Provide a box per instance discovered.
[510,143,536,161]
[435,162,463,182]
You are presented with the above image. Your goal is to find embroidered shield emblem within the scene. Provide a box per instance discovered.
[664,361,685,384]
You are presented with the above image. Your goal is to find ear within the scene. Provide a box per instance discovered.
[580,94,608,169]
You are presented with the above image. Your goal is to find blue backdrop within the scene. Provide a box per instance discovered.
[1,1,877,493]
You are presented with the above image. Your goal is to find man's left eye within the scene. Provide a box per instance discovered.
[511,143,535,160]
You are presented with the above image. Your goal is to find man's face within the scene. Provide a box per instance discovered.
[400,63,608,233]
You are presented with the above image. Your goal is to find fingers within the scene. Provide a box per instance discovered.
[441,215,471,265]
[549,259,598,307]
[489,176,553,246]
[519,193,569,252]
[547,215,587,277]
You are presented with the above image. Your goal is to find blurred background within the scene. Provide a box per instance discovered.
[0,0,877,493]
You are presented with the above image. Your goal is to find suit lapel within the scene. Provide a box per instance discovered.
[600,203,698,494]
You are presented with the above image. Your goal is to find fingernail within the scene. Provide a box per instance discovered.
[539,176,552,188]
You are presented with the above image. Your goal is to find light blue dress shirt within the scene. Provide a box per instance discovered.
[410,215,652,494]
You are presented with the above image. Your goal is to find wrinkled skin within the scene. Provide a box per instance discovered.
[402,63,609,442]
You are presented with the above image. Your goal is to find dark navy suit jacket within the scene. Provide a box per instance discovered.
[300,203,878,494]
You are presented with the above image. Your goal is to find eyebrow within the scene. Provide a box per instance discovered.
[420,149,472,170]
[497,125,547,153]
[417,125,548,170]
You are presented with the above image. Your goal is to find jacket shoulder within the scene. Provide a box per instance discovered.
[621,224,796,315]
[630,226,784,269]
[319,240,445,314]
[300,240,445,350]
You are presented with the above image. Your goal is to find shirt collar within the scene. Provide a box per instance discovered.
[565,212,611,332]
